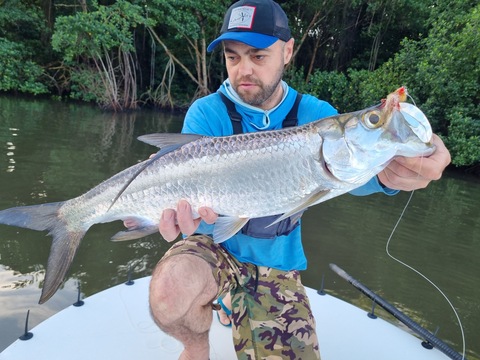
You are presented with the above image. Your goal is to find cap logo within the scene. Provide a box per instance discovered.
[228,6,256,30]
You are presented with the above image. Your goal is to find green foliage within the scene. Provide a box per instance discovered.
[286,0,432,74]
[52,0,154,109]
[52,0,152,60]
[0,38,48,95]
[288,66,401,113]
[395,1,479,167]
[143,0,230,98]
[68,64,107,103]
[406,2,479,127]
[0,0,50,95]
[445,111,480,166]
[0,0,47,45]
[308,71,349,111]
[284,68,351,111]
[147,0,226,41]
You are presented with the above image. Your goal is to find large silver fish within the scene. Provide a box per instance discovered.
[0,87,434,304]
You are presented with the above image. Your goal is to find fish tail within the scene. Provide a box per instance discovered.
[40,227,85,304]
[0,202,86,304]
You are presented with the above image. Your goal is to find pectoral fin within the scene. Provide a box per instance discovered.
[267,190,330,227]
[213,216,250,243]
[111,218,159,241]
[111,226,159,241]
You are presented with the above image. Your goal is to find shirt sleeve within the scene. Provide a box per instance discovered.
[182,99,215,136]
[349,176,399,196]
[297,94,338,125]
[182,94,231,136]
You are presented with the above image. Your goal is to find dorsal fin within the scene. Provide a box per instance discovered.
[137,133,204,148]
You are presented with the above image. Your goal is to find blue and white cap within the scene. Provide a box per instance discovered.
[207,0,292,52]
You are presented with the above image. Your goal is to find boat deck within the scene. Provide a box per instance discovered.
[0,276,451,360]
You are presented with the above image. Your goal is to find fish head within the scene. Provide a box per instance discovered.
[321,87,436,184]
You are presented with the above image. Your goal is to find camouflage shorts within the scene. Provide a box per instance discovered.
[162,235,320,360]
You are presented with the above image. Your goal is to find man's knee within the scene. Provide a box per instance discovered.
[149,254,217,325]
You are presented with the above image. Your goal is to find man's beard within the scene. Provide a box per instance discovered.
[235,67,284,107]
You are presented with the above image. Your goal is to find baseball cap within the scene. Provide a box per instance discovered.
[207,0,291,52]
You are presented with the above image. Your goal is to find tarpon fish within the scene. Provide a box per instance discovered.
[0,87,434,303]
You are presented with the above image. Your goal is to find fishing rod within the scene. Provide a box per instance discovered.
[329,263,465,360]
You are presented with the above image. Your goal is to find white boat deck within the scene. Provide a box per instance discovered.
[0,276,451,360]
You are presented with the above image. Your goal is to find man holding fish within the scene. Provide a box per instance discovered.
[148,0,451,359]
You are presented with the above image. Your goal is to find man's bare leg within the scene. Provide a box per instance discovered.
[149,254,218,360]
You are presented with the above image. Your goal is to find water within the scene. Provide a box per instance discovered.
[0,96,478,359]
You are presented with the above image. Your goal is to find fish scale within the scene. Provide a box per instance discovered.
[156,131,318,216]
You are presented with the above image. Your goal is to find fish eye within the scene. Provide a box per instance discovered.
[362,111,383,129]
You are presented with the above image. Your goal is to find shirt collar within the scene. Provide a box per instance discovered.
[223,79,289,130]
[223,79,289,109]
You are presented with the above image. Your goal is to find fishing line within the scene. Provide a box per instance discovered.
[385,187,466,359]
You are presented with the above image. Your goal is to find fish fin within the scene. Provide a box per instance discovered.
[0,202,64,230]
[108,139,192,212]
[212,216,250,243]
[41,229,85,304]
[137,133,205,149]
[267,190,331,226]
[0,202,86,304]
[111,220,159,242]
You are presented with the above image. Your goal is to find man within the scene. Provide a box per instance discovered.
[148,1,451,359]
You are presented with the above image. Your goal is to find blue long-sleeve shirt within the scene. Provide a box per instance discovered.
[182,80,397,271]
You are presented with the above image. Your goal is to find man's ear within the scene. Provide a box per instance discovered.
[284,38,294,65]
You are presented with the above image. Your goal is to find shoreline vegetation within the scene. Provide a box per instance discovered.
[0,0,478,171]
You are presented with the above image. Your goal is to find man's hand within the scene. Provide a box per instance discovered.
[159,200,218,242]
[378,134,451,191]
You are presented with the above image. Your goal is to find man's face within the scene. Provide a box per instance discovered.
[223,39,293,110]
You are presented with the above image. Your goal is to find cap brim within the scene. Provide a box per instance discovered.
[207,32,278,52]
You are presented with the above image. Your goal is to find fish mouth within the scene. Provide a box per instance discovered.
[399,103,432,143]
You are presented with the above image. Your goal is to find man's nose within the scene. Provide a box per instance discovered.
[237,58,254,76]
